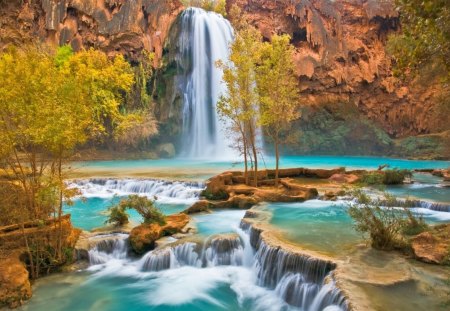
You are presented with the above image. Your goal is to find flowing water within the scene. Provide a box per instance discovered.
[178,8,234,159]
[64,178,205,230]
[71,156,450,180]
[265,199,450,256]
[22,213,347,311]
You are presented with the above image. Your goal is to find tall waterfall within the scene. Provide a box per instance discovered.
[178,8,234,159]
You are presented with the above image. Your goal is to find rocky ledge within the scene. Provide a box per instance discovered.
[183,167,366,214]
[129,213,191,254]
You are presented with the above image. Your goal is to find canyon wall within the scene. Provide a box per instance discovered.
[229,0,444,139]
[0,0,184,64]
[1,0,448,158]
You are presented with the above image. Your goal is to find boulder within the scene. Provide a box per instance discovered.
[156,143,176,158]
[183,200,212,214]
[129,213,190,254]
[329,173,360,184]
[0,256,32,308]
[411,230,449,265]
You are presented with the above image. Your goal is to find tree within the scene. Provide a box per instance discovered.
[217,6,263,186]
[387,0,449,82]
[116,195,166,225]
[257,34,301,186]
[0,44,134,277]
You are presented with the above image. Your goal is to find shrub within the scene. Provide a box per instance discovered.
[383,169,411,185]
[361,172,384,185]
[201,189,229,200]
[118,195,166,225]
[348,190,428,250]
[105,205,129,227]
[361,169,411,185]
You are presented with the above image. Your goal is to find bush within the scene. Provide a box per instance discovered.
[201,189,229,200]
[118,195,166,225]
[348,190,428,250]
[361,169,411,185]
[105,205,129,227]
[383,169,411,185]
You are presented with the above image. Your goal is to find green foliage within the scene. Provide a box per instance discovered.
[201,189,229,200]
[117,195,166,225]
[256,34,301,182]
[0,44,135,277]
[387,0,449,82]
[361,169,410,185]
[383,169,411,184]
[348,190,428,250]
[182,0,227,16]
[105,205,129,227]
[216,8,263,185]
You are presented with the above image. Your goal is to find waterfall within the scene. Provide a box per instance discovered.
[84,223,348,310]
[68,178,205,202]
[88,234,129,265]
[139,234,245,271]
[177,8,235,159]
[241,221,348,311]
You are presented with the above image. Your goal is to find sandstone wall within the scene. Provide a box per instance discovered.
[0,0,184,64]
[228,0,444,138]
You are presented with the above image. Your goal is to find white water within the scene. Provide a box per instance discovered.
[178,8,235,159]
[86,224,347,311]
[68,178,204,203]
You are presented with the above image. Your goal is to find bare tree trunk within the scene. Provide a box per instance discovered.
[248,123,258,187]
[275,137,280,187]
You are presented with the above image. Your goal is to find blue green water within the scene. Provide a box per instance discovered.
[386,173,450,204]
[265,200,450,255]
[74,156,450,180]
[65,198,189,231]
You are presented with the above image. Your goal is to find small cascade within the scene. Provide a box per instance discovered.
[417,201,450,212]
[140,234,246,271]
[140,242,202,271]
[241,221,348,310]
[88,234,129,265]
[204,234,245,266]
[373,197,450,212]
[68,178,205,202]
[275,273,320,309]
[254,239,333,287]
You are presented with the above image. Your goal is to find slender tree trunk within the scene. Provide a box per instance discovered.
[248,123,258,187]
[275,137,280,187]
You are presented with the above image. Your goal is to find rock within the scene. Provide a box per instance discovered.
[411,229,450,265]
[183,200,212,214]
[0,255,32,308]
[129,213,190,254]
[156,143,176,158]
[329,173,360,184]
[228,195,260,209]
[129,223,162,255]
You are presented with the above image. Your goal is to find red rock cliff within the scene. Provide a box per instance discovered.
[228,0,446,138]
[0,0,184,64]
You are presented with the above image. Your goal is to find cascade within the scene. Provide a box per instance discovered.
[177,8,235,159]
[88,234,129,265]
[85,222,348,310]
[68,178,204,202]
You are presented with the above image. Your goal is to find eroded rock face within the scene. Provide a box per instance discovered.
[228,0,444,139]
[0,255,32,308]
[0,0,184,64]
